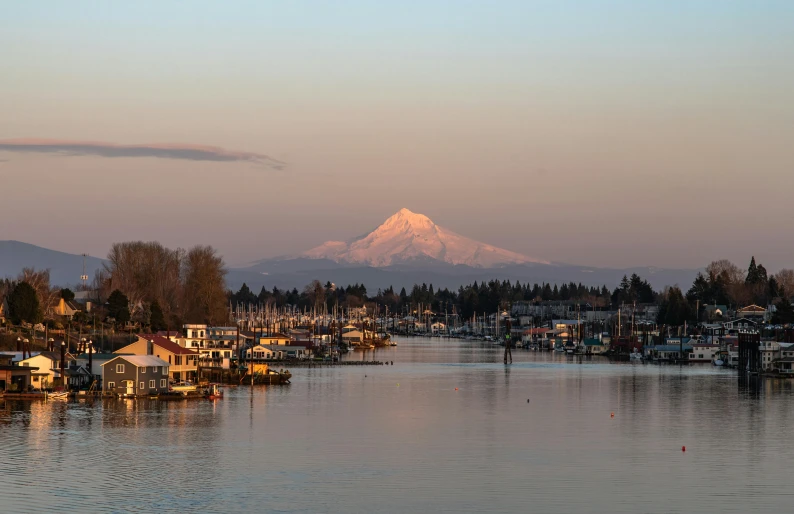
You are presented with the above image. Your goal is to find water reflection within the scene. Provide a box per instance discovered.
[1,338,793,513]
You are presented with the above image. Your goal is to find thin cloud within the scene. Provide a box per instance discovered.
[0,138,285,170]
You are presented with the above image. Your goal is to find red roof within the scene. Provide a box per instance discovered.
[523,328,552,335]
[139,334,198,355]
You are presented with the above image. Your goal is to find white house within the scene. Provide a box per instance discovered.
[759,340,781,371]
[688,344,721,363]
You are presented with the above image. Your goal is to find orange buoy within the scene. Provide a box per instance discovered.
[455,387,458,391]
[682,446,686,452]
[610,412,614,418]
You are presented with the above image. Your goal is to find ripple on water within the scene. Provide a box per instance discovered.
[2,338,794,513]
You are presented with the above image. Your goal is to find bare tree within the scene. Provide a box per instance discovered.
[705,259,745,284]
[17,268,58,317]
[105,241,184,318]
[775,269,794,298]
[181,245,228,325]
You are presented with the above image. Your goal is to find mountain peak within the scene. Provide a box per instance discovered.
[303,210,548,268]
[381,208,435,231]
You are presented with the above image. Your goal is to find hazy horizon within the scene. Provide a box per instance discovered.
[2,2,792,270]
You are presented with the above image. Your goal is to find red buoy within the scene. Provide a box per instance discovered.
[682,446,686,452]
[455,388,458,391]
[610,412,614,418]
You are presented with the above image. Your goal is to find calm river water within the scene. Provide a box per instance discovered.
[2,337,794,513]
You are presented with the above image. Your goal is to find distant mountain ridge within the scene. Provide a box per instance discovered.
[1,228,701,293]
[0,240,106,287]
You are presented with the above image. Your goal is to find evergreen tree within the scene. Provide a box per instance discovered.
[657,287,694,327]
[107,289,131,325]
[8,281,42,325]
[60,288,75,302]
[771,298,794,325]
[150,300,167,332]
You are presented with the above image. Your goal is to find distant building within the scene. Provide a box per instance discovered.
[49,298,82,319]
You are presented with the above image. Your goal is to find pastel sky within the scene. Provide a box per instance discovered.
[1,1,792,270]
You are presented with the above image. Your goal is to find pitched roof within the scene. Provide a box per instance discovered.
[137,334,198,355]
[739,304,767,312]
[102,355,169,368]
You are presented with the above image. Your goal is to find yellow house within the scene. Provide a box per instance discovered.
[257,333,292,346]
[50,298,82,319]
[116,335,199,382]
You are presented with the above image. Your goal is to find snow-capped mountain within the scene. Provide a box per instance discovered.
[303,208,548,268]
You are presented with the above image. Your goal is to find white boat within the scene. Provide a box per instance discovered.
[629,349,642,361]
[48,391,69,400]
[713,359,724,367]
[170,382,198,394]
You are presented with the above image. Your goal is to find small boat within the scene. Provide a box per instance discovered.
[48,391,69,400]
[713,359,724,367]
[629,349,642,361]
[205,383,223,399]
[170,381,198,395]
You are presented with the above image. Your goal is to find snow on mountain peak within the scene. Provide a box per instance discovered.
[303,209,548,268]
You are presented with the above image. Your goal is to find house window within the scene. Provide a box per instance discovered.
[163,367,168,375]
[160,379,167,388]
[116,364,125,373]
[141,367,146,374]
[139,382,144,389]
[149,380,155,388]
[107,382,115,389]
[168,355,172,364]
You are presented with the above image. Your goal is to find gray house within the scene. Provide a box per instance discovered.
[102,355,170,397]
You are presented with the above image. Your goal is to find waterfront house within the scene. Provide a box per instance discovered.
[582,338,607,355]
[773,344,794,374]
[649,344,693,362]
[258,333,292,345]
[18,351,71,390]
[62,364,92,389]
[169,324,237,370]
[723,318,758,333]
[245,344,278,361]
[116,335,198,382]
[759,340,781,371]
[737,304,768,321]
[101,355,170,396]
[0,354,38,392]
[521,328,556,346]
[341,330,364,344]
[75,353,131,384]
[688,343,721,363]
[246,343,311,360]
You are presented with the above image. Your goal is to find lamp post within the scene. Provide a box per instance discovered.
[87,340,93,377]
[60,342,66,391]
